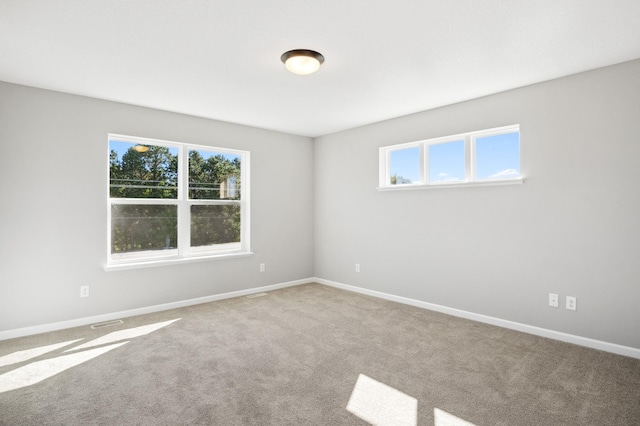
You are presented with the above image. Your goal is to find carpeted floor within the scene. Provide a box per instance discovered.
[1,283,639,425]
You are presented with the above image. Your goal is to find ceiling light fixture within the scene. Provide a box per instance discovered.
[281,49,324,76]
[133,145,149,153]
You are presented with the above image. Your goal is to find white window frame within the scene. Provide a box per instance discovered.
[378,124,522,190]
[106,134,251,271]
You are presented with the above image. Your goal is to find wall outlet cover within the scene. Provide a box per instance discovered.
[566,296,577,311]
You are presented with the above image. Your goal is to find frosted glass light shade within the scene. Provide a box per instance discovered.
[281,49,324,75]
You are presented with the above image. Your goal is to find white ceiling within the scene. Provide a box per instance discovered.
[2,1,640,137]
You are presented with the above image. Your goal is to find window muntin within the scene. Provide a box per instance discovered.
[379,125,521,189]
[108,135,249,265]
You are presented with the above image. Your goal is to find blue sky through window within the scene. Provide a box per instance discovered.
[475,132,520,180]
[191,149,240,164]
[109,140,239,163]
[429,140,465,183]
[385,129,520,186]
[109,140,179,161]
[390,146,420,184]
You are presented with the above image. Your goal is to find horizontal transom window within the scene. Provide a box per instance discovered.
[379,125,521,190]
[107,134,250,267]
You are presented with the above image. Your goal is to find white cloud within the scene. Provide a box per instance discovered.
[435,172,462,182]
[489,168,519,179]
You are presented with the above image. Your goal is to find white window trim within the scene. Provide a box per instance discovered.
[378,124,523,190]
[106,134,251,270]
[104,251,254,272]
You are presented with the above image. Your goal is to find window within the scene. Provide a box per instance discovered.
[379,125,521,189]
[107,134,249,268]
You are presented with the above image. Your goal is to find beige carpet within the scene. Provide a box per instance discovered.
[1,283,639,425]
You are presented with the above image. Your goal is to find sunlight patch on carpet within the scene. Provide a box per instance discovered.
[65,318,181,352]
[434,408,477,426]
[347,373,417,426]
[0,342,128,393]
[0,339,82,368]
[0,318,181,393]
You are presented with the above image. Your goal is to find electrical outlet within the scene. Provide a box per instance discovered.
[355,263,360,273]
[549,293,558,308]
[566,296,577,311]
[259,263,265,272]
[80,286,89,298]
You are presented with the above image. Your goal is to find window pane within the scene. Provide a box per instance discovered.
[111,204,177,254]
[191,204,241,247]
[428,140,465,183]
[109,141,178,198]
[189,150,241,200]
[390,147,420,185]
[475,132,520,180]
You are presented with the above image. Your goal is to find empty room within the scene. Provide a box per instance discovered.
[1,1,639,425]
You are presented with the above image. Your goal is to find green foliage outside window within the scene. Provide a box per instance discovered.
[110,146,178,199]
[111,204,178,253]
[188,150,241,200]
[190,204,240,247]
[109,143,242,254]
[188,150,241,247]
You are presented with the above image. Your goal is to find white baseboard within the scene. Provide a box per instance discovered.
[3,277,638,359]
[0,278,313,341]
[314,277,640,359]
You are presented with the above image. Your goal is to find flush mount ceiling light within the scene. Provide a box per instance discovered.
[133,145,149,153]
[281,49,325,76]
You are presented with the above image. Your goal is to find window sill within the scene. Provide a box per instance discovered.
[104,251,254,272]
[377,178,524,191]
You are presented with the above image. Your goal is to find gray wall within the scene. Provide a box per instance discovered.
[314,59,640,349]
[0,82,314,332]
[2,60,639,350]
